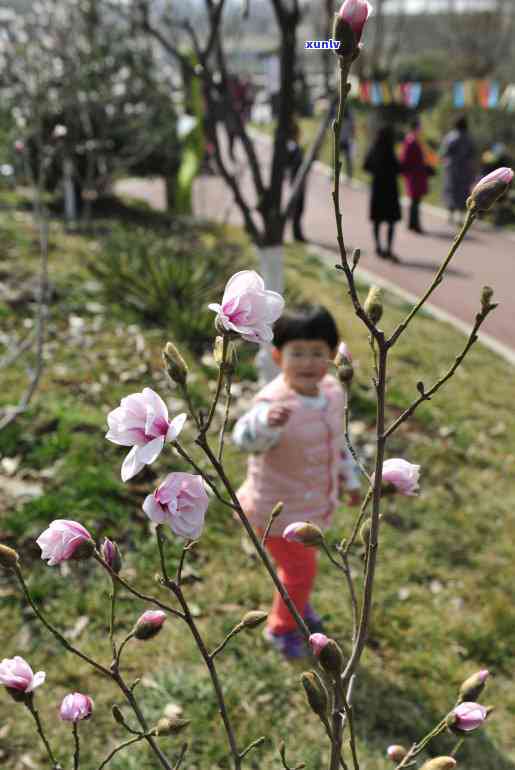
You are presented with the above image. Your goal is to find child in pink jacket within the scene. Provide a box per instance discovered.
[233,305,360,658]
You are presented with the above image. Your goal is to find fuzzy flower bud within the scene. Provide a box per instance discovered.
[155,717,190,736]
[310,636,344,677]
[467,167,513,212]
[59,693,94,722]
[0,544,20,571]
[480,286,494,313]
[283,522,324,547]
[364,286,383,325]
[101,538,122,574]
[420,758,456,770]
[163,342,188,387]
[134,610,167,640]
[334,342,354,385]
[386,745,408,762]
[301,671,329,718]
[240,610,268,630]
[447,702,487,733]
[333,0,373,60]
[458,670,489,704]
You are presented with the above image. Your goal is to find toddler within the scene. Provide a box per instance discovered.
[233,304,360,658]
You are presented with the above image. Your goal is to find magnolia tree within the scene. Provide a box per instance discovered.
[1,2,514,769]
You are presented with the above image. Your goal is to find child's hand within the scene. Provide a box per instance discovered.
[267,405,291,427]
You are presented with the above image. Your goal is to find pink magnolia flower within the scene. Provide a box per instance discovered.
[143,473,209,539]
[208,270,284,344]
[451,702,487,732]
[59,693,94,722]
[0,656,45,693]
[338,0,373,45]
[381,458,420,496]
[37,520,94,566]
[309,633,330,656]
[106,388,187,482]
[134,610,167,640]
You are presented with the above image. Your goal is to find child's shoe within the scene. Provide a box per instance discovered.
[303,604,325,634]
[263,627,307,659]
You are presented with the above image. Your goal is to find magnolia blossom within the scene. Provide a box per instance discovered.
[338,0,373,44]
[37,520,94,566]
[100,538,122,573]
[309,633,330,656]
[0,656,45,693]
[451,702,487,732]
[208,270,284,344]
[143,473,209,539]
[106,388,187,481]
[59,693,94,722]
[134,610,167,640]
[381,458,420,496]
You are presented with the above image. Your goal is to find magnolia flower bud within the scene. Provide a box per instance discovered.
[467,167,513,212]
[320,639,344,677]
[386,745,407,762]
[447,702,487,733]
[283,522,324,546]
[301,671,329,718]
[337,362,354,385]
[359,518,372,549]
[458,669,489,704]
[101,538,122,574]
[163,342,188,386]
[240,611,268,629]
[112,705,125,724]
[155,717,190,736]
[333,0,372,60]
[480,286,494,313]
[213,336,237,367]
[364,286,383,325]
[134,610,167,640]
[0,544,19,571]
[419,758,456,770]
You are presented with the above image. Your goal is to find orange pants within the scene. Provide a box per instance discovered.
[265,536,318,634]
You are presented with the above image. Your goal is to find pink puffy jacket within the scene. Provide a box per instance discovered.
[237,373,345,536]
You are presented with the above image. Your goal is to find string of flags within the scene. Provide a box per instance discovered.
[348,74,515,111]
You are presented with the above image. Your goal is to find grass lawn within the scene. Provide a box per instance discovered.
[1,192,515,770]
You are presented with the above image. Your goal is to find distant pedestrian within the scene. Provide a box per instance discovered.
[363,125,402,261]
[286,119,307,242]
[339,105,355,181]
[400,118,431,234]
[440,116,476,225]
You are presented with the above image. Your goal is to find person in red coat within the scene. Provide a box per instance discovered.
[400,118,430,234]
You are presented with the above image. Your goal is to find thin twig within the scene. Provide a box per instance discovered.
[344,405,371,484]
[25,697,62,770]
[72,723,80,770]
[97,733,149,770]
[172,440,235,510]
[383,301,497,439]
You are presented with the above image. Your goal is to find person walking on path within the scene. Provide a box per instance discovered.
[339,105,355,181]
[400,117,431,234]
[286,119,307,242]
[440,116,476,225]
[363,124,402,261]
[233,305,360,659]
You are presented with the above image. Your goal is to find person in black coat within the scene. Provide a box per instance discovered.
[363,125,402,261]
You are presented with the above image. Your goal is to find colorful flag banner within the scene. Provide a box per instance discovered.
[354,78,514,111]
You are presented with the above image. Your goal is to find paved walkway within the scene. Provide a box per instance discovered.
[116,137,515,363]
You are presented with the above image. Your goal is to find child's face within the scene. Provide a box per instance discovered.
[272,339,335,396]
